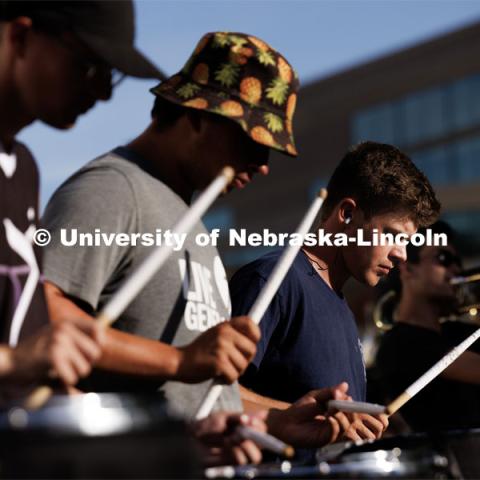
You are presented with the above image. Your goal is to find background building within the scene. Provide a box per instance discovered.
[209,20,480,272]
[206,20,480,336]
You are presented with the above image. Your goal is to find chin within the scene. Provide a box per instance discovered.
[365,272,381,287]
[44,116,77,130]
[353,270,379,287]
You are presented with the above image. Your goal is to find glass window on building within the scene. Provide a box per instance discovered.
[442,210,480,256]
[412,145,452,185]
[411,134,480,186]
[351,103,396,145]
[451,74,480,132]
[401,87,448,146]
[452,135,480,183]
[351,73,480,151]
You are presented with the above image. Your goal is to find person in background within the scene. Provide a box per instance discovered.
[370,221,480,432]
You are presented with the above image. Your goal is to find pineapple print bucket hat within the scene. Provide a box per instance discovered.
[150,32,299,156]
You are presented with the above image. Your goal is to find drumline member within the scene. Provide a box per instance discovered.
[230,142,440,451]
[370,220,480,431]
[0,0,161,391]
[0,6,269,466]
[41,32,367,462]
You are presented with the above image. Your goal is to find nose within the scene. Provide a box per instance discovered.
[390,244,407,265]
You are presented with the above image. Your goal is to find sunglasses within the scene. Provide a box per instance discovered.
[433,249,462,269]
[43,29,125,89]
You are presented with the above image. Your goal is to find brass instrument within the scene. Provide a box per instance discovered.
[449,272,480,319]
[364,268,480,367]
[372,269,480,333]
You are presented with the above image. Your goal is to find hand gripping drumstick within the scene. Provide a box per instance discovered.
[194,189,328,421]
[386,325,480,415]
[329,326,480,417]
[324,328,480,460]
[24,167,235,411]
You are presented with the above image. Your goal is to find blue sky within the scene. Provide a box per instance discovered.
[18,0,480,209]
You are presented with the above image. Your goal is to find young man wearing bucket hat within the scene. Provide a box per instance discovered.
[42,31,296,409]
[0,0,162,388]
[41,32,364,458]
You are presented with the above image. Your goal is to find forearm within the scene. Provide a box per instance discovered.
[98,328,180,378]
[240,384,290,412]
[0,346,14,379]
[443,350,480,384]
[45,281,181,381]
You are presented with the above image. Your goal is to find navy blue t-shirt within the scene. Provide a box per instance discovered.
[230,249,366,403]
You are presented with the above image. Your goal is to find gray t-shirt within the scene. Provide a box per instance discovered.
[42,148,241,417]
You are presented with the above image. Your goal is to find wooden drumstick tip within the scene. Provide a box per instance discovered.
[284,445,295,458]
[96,312,114,328]
[222,166,235,183]
[318,188,328,199]
[386,391,411,416]
[23,385,53,411]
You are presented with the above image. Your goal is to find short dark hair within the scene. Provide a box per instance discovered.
[406,220,456,264]
[151,95,232,132]
[321,141,441,227]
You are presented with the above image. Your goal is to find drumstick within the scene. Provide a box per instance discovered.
[450,273,480,285]
[23,166,235,411]
[327,399,386,415]
[194,189,328,420]
[386,325,480,415]
[236,426,294,457]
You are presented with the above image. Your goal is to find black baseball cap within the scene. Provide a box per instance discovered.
[0,0,165,80]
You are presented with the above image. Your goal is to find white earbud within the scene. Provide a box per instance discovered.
[345,216,351,225]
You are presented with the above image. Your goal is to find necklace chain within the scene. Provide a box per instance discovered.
[302,248,328,272]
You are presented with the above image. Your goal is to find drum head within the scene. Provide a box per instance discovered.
[0,393,200,479]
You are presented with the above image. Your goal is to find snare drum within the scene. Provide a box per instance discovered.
[0,393,200,478]
[206,434,450,479]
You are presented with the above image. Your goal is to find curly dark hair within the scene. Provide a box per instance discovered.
[321,141,441,227]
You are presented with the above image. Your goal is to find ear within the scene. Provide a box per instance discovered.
[6,17,33,56]
[337,198,357,226]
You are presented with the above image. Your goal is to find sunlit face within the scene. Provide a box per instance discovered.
[14,26,112,128]
[408,245,462,304]
[343,211,417,287]
[193,115,270,192]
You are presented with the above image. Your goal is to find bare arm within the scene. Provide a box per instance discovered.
[45,281,181,380]
[45,281,260,385]
[240,384,290,413]
[0,346,14,379]
[442,350,480,384]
